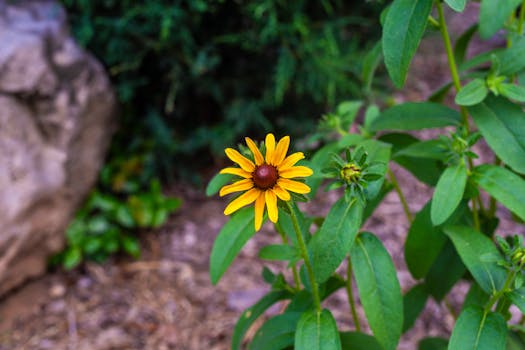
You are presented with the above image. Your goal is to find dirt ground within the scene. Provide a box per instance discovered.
[0,4,521,350]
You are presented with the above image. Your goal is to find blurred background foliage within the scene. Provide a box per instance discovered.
[55,0,385,267]
[62,0,384,182]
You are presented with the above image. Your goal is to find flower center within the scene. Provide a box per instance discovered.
[340,163,361,184]
[253,164,278,189]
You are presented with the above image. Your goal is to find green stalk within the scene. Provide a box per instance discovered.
[275,221,301,290]
[436,0,481,231]
[519,0,525,35]
[484,270,517,312]
[346,257,361,331]
[387,169,413,223]
[285,201,322,311]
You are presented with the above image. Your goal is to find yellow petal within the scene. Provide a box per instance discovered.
[224,188,261,215]
[219,179,254,196]
[272,136,290,166]
[278,152,305,171]
[219,167,252,178]
[245,137,265,166]
[265,133,276,164]
[265,190,278,223]
[225,148,255,172]
[254,192,266,231]
[272,184,291,201]
[279,166,313,179]
[277,178,311,194]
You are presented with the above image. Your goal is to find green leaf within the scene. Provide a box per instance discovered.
[405,202,447,279]
[209,207,256,284]
[206,173,234,196]
[121,235,140,258]
[258,244,299,261]
[248,312,301,350]
[382,0,434,87]
[508,286,525,314]
[337,100,363,130]
[445,0,466,12]
[449,306,507,350]
[370,102,462,132]
[454,25,478,65]
[403,284,428,333]
[350,232,403,350]
[468,94,525,175]
[295,309,341,350]
[309,198,363,283]
[232,291,292,350]
[362,42,383,93]
[463,283,490,310]
[63,247,82,270]
[424,240,466,301]
[431,163,468,225]
[473,165,525,221]
[339,332,383,350]
[444,225,507,294]
[498,83,525,102]
[455,79,489,106]
[380,133,442,185]
[395,139,447,161]
[479,0,521,39]
[418,337,448,350]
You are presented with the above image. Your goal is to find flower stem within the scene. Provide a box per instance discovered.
[518,0,525,35]
[436,0,481,230]
[346,257,361,331]
[285,201,321,311]
[388,169,413,223]
[275,221,301,290]
[484,270,517,312]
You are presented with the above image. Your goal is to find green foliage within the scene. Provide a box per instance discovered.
[208,1,525,349]
[53,171,181,269]
[62,0,384,181]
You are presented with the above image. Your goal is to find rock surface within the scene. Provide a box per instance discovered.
[0,0,116,296]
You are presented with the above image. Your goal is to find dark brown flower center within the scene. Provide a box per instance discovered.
[253,164,278,189]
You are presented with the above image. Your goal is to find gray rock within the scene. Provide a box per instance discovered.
[0,0,116,296]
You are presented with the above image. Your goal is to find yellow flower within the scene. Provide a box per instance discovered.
[219,133,313,231]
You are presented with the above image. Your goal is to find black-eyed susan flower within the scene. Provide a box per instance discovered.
[219,133,313,231]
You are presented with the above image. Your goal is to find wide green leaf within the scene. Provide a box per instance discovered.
[455,79,488,106]
[479,0,521,39]
[309,198,363,283]
[381,133,442,185]
[424,240,466,301]
[431,163,468,225]
[499,36,525,75]
[395,139,447,161]
[444,225,507,294]
[454,24,478,65]
[370,102,461,132]
[445,0,466,12]
[295,309,341,350]
[206,173,234,196]
[449,306,507,350]
[473,165,525,221]
[350,232,403,350]
[418,337,448,350]
[258,244,299,262]
[232,291,292,350]
[405,202,447,279]
[210,207,256,284]
[339,332,383,350]
[468,95,525,174]
[498,83,525,102]
[508,286,525,314]
[403,284,428,332]
[249,312,301,350]
[463,283,490,310]
[382,0,434,87]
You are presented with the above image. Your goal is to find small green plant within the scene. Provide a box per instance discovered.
[208,1,525,349]
[53,158,181,270]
